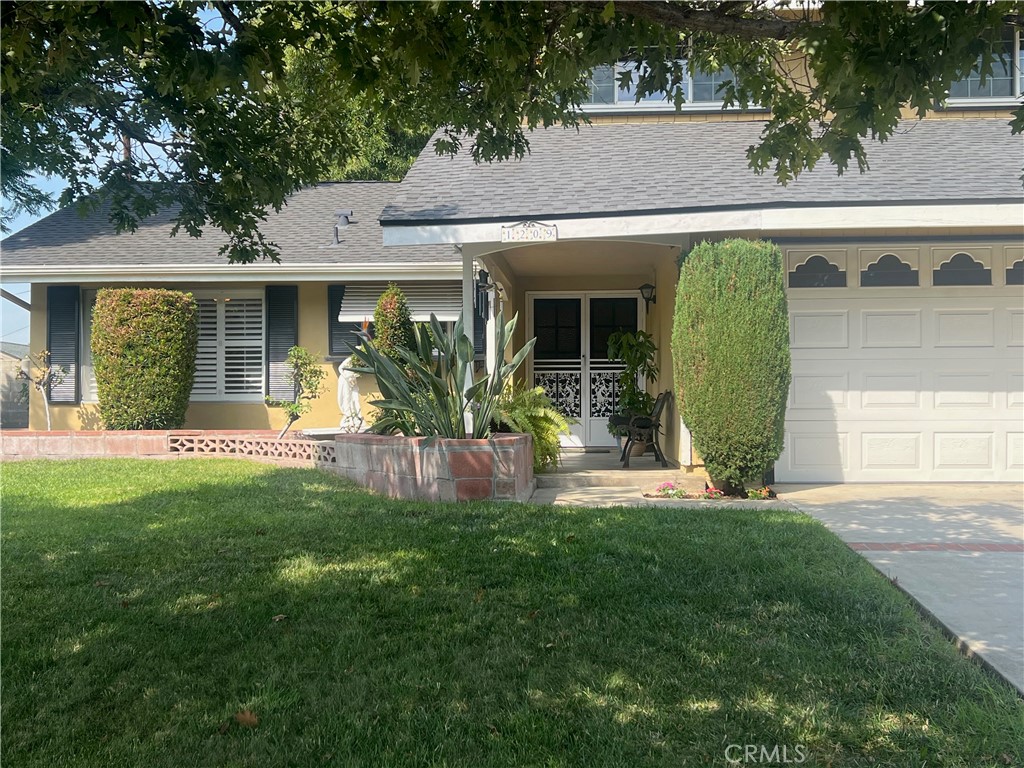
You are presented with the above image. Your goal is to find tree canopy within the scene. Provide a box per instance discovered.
[2,1,1020,262]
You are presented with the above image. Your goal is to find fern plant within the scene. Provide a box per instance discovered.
[494,383,575,473]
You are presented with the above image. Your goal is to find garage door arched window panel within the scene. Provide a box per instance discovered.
[860,253,919,288]
[1006,259,1024,286]
[789,254,847,288]
[933,252,993,287]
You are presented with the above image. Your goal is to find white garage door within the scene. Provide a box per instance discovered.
[775,243,1024,483]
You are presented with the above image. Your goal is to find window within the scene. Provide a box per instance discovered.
[191,292,264,401]
[331,281,465,357]
[789,255,847,288]
[583,60,736,110]
[948,27,1022,102]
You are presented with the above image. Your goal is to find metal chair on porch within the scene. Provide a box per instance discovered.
[616,390,672,468]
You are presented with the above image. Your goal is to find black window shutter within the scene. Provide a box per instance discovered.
[328,284,348,356]
[46,285,80,403]
[265,286,298,401]
[473,284,488,357]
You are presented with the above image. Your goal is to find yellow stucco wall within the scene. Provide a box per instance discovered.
[27,283,379,432]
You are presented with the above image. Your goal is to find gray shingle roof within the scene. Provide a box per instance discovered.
[1,182,456,268]
[381,118,1024,224]
[0,342,29,360]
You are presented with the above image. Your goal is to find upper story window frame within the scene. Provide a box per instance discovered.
[945,26,1022,107]
[582,59,760,114]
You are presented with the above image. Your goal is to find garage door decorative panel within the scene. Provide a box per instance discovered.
[790,433,849,470]
[935,309,994,347]
[1008,434,1024,470]
[934,433,993,469]
[861,373,921,408]
[1009,374,1024,408]
[862,310,922,348]
[1008,309,1024,346]
[790,311,847,348]
[935,373,993,408]
[790,374,848,409]
[862,433,921,469]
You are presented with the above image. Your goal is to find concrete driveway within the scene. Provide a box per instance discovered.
[776,483,1024,695]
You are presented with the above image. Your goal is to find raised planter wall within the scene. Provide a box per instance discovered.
[0,430,534,502]
[331,433,534,502]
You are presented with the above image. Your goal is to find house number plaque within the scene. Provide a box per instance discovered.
[500,221,558,243]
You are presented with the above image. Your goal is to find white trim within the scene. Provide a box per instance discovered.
[382,203,1024,247]
[0,262,462,284]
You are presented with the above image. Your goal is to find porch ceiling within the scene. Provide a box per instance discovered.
[484,240,677,279]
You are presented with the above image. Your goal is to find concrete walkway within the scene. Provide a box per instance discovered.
[776,483,1024,694]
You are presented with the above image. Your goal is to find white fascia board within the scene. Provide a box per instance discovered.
[382,203,1024,247]
[0,262,463,284]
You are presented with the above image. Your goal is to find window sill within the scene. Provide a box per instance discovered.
[940,98,1022,110]
[580,103,768,116]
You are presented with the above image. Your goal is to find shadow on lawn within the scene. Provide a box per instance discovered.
[2,460,1022,768]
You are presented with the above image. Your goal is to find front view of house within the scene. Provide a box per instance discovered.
[3,81,1022,483]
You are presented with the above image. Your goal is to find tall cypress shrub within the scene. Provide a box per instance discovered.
[671,239,790,493]
[373,283,414,360]
[91,288,198,429]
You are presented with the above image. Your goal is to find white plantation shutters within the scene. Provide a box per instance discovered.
[191,292,265,401]
[192,299,220,397]
[335,281,463,322]
[224,298,264,395]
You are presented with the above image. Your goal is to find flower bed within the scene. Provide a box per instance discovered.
[649,481,777,501]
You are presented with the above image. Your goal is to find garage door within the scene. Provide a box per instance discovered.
[775,243,1023,483]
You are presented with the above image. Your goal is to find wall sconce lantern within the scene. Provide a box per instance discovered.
[639,283,656,313]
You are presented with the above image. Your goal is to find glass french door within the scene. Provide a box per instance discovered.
[529,293,641,446]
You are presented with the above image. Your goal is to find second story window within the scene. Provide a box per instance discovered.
[584,61,737,111]
[948,27,1022,102]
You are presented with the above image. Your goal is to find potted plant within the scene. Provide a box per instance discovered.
[606,329,659,451]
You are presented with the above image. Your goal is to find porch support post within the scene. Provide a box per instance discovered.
[461,246,475,435]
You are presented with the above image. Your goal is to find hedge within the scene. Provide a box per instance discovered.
[671,239,791,493]
[91,288,198,430]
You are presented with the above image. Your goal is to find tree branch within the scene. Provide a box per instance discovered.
[604,1,811,41]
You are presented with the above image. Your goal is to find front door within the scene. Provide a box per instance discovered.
[528,293,641,446]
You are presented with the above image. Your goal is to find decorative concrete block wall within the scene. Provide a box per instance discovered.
[331,433,534,502]
[0,430,535,502]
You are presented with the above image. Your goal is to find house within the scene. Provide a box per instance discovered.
[0,341,29,428]
[0,182,477,433]
[1,43,1022,483]
[377,71,1023,483]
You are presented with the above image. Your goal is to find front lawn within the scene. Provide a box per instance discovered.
[2,459,1020,767]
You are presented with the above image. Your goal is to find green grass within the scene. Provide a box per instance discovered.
[1,459,1020,768]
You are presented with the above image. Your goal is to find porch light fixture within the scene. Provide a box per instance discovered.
[639,283,656,313]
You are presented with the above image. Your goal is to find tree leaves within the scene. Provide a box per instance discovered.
[2,2,1020,257]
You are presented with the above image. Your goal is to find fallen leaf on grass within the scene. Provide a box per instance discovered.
[234,710,259,728]
[271,614,287,622]
[474,589,485,603]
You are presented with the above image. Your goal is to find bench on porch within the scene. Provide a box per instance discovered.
[609,390,672,469]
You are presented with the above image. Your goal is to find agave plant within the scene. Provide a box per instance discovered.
[351,312,535,439]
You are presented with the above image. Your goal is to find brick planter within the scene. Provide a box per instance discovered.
[0,429,535,502]
[332,433,534,502]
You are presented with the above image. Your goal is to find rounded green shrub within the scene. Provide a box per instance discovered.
[373,282,414,361]
[91,288,198,430]
[671,239,790,494]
